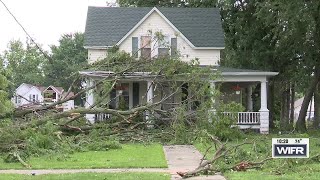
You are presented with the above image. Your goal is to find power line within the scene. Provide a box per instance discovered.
[0,0,53,64]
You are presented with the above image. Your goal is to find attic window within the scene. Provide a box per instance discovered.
[158,36,170,58]
[140,36,151,59]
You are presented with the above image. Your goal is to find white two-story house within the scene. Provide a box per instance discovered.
[81,7,278,133]
[12,83,75,111]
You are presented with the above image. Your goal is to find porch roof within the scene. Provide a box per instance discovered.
[79,70,155,78]
[212,66,278,76]
[79,66,278,81]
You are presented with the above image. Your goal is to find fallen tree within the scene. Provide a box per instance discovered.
[177,134,273,178]
[0,45,221,167]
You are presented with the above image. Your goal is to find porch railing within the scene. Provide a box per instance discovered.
[95,113,111,121]
[222,112,260,124]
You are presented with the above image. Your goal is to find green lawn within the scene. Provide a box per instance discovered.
[194,133,320,180]
[0,173,171,180]
[0,144,167,169]
[225,163,320,180]
[225,169,320,180]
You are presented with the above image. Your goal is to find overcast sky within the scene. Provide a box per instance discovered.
[0,0,115,52]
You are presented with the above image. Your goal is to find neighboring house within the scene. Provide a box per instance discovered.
[81,7,278,133]
[12,83,75,111]
[294,96,314,121]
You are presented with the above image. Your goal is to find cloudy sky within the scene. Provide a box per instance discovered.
[0,0,115,52]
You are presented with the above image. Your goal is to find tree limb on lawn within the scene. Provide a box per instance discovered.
[53,99,163,120]
[12,151,31,168]
[231,157,273,171]
[178,137,253,178]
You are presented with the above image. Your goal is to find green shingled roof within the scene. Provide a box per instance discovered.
[84,7,225,48]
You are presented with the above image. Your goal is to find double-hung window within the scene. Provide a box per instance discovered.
[131,35,178,59]
[158,36,170,58]
[140,36,151,59]
[29,94,38,102]
[15,96,21,104]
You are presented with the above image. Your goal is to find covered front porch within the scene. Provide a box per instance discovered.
[212,81,265,131]
[81,67,278,134]
[210,67,278,133]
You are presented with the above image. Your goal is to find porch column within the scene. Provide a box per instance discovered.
[247,86,253,111]
[146,81,154,127]
[209,81,216,122]
[259,80,269,134]
[85,78,95,123]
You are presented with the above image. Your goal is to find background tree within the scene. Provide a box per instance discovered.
[44,32,87,90]
[0,58,12,116]
[256,0,320,131]
[44,33,87,105]
[1,39,45,90]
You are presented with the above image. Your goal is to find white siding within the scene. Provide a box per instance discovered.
[16,84,31,97]
[63,100,75,111]
[13,86,43,107]
[119,11,220,66]
[88,49,108,64]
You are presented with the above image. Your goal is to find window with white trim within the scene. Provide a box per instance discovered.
[29,94,37,102]
[15,96,21,104]
[131,35,178,59]
[158,36,170,58]
[140,36,151,59]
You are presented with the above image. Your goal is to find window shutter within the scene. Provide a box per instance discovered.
[132,37,138,58]
[29,94,32,101]
[171,38,177,57]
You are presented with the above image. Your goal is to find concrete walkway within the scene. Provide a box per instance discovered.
[163,145,226,180]
[0,168,170,175]
[0,145,226,180]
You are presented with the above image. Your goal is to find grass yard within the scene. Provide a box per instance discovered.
[225,163,320,180]
[0,144,167,169]
[0,172,171,180]
[195,132,320,180]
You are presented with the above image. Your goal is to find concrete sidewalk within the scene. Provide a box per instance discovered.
[163,145,226,180]
[0,168,169,175]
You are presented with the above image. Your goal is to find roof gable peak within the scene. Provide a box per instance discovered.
[116,7,195,48]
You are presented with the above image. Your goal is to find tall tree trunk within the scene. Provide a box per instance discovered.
[268,80,275,129]
[289,83,295,126]
[313,82,320,129]
[280,83,290,130]
[296,68,320,132]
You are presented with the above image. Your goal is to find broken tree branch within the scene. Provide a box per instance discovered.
[178,137,252,178]
[13,78,108,117]
[12,151,31,168]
